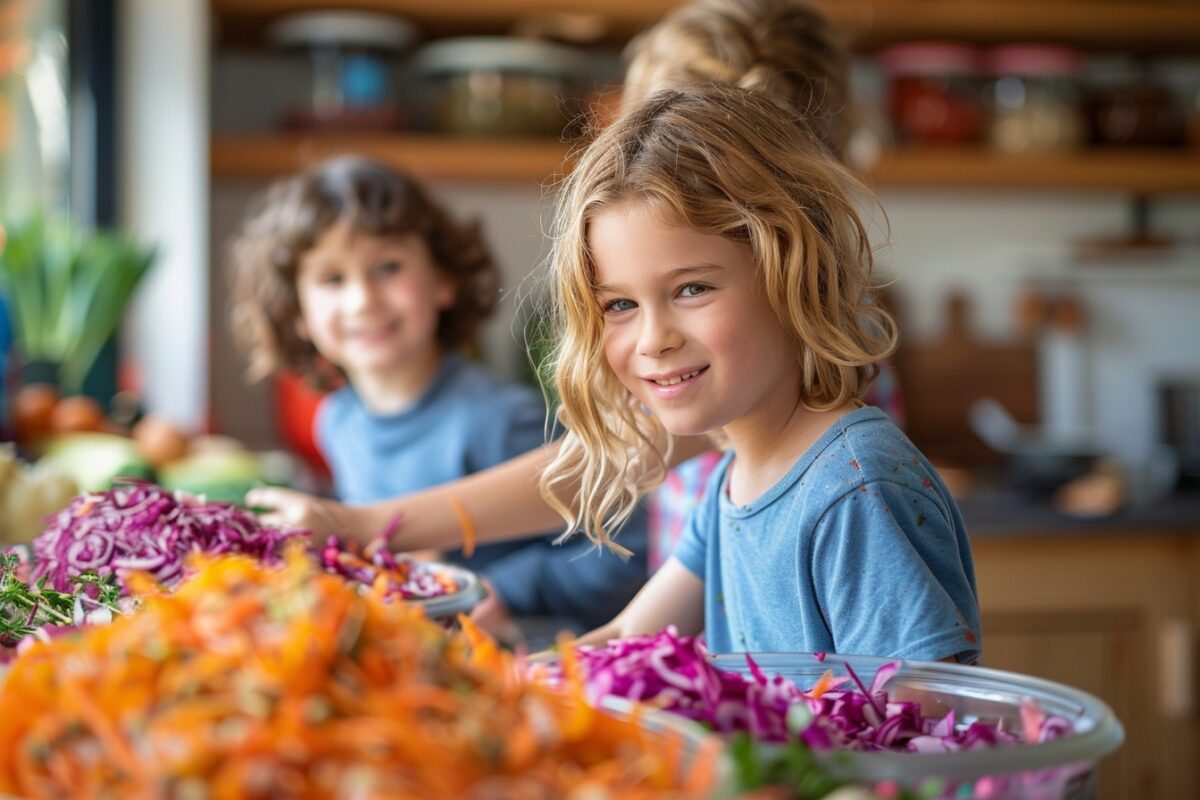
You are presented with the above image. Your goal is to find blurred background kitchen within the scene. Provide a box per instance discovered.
[0,1,1198,796]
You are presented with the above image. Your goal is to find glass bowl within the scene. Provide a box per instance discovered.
[710,651,1124,799]
[410,562,487,622]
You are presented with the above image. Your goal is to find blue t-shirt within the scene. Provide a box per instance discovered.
[318,353,545,509]
[316,352,647,629]
[673,406,980,662]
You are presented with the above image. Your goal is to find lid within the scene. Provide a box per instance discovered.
[877,42,982,76]
[987,44,1085,77]
[269,11,417,51]
[412,37,589,78]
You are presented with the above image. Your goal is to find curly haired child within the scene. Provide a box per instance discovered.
[230,156,648,639]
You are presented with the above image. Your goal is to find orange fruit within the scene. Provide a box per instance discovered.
[50,395,108,434]
[11,382,60,441]
[132,414,189,468]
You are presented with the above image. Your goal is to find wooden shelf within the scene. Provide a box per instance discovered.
[865,147,1200,193]
[210,134,574,183]
[211,0,1200,53]
[211,0,678,40]
[823,0,1200,52]
[211,134,1200,192]
[210,1,1200,192]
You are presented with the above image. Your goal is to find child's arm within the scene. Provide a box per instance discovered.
[249,435,715,551]
[478,502,651,629]
[248,442,561,547]
[574,558,705,648]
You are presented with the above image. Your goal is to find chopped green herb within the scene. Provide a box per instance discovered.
[0,551,123,645]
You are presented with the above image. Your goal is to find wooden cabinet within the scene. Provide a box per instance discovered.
[972,532,1199,800]
[209,0,1200,190]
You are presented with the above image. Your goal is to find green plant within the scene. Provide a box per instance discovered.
[517,299,559,410]
[0,214,156,392]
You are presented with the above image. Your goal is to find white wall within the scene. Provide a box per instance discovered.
[120,0,209,432]
[867,189,1200,494]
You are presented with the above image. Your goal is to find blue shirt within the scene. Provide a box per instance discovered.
[318,353,545,507]
[316,353,647,629]
[673,407,980,662]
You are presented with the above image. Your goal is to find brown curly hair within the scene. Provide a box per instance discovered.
[228,156,500,391]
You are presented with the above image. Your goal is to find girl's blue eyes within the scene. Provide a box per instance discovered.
[602,283,711,314]
[605,298,636,313]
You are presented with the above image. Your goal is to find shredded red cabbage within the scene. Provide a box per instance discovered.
[31,481,300,592]
[29,482,460,602]
[555,627,1073,754]
[317,535,460,599]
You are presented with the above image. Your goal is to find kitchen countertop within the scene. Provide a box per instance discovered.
[959,483,1200,537]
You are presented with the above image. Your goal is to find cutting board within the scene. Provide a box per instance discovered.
[893,293,1039,467]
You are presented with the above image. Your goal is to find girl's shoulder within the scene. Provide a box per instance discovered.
[815,408,930,484]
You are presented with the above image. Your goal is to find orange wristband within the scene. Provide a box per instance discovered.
[446,495,476,558]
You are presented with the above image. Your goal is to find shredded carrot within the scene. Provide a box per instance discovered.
[806,668,837,700]
[445,494,476,558]
[0,551,716,799]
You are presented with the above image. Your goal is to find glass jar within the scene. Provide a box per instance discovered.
[1086,62,1187,148]
[411,38,590,138]
[269,11,414,131]
[877,42,985,145]
[987,45,1086,154]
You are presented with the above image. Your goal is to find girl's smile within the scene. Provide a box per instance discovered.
[644,366,709,399]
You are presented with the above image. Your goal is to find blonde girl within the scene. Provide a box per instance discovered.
[549,85,979,659]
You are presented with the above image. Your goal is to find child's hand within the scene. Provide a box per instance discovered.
[245,486,348,537]
[469,578,523,646]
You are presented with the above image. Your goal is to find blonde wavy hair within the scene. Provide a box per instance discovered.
[539,85,897,553]
[622,0,852,159]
